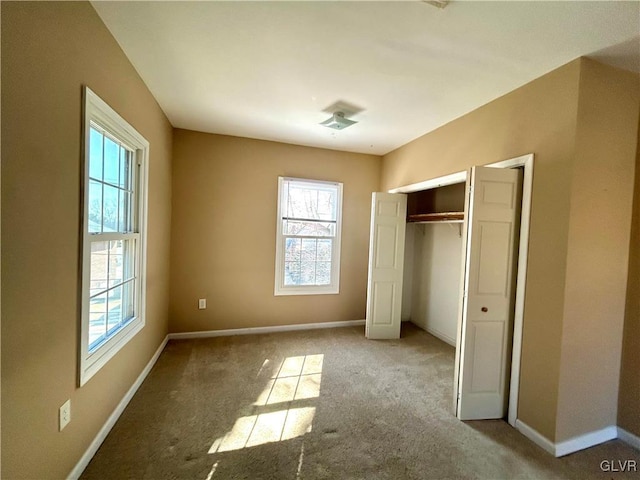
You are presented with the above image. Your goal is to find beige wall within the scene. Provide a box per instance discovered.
[555,60,639,442]
[1,3,172,479]
[383,59,582,440]
[170,130,380,332]
[618,111,640,437]
[383,59,640,443]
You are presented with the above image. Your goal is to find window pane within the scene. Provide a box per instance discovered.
[283,220,335,237]
[103,184,119,232]
[104,136,120,185]
[300,261,316,284]
[301,239,317,262]
[89,128,103,180]
[286,185,312,219]
[88,180,103,233]
[282,238,333,287]
[108,240,124,288]
[317,239,332,261]
[107,286,122,333]
[316,262,331,285]
[284,262,301,286]
[90,241,109,295]
[317,190,335,219]
[89,292,107,350]
[285,238,301,261]
[285,182,337,221]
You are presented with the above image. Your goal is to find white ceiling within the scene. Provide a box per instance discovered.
[92,1,640,155]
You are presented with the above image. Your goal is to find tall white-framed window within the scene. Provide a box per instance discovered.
[79,87,149,386]
[275,177,343,296]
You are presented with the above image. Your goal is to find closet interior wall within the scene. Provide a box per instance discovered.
[403,183,466,346]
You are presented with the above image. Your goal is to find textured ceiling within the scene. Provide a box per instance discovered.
[92,1,640,155]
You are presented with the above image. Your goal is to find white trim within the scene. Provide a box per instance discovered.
[555,426,618,457]
[79,86,150,386]
[388,170,466,194]
[67,336,168,480]
[618,427,640,450]
[489,154,535,427]
[515,419,556,455]
[453,170,472,415]
[168,319,365,340]
[274,177,343,296]
[515,420,619,457]
[85,88,149,149]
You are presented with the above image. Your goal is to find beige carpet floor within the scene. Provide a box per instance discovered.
[81,323,639,479]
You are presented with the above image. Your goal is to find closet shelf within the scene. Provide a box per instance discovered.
[407,212,464,223]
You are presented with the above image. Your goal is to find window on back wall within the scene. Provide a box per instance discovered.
[79,87,149,386]
[274,177,343,296]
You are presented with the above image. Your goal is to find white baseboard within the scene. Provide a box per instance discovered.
[167,319,365,340]
[68,320,364,477]
[515,419,556,455]
[555,426,618,457]
[618,427,640,450]
[424,326,456,347]
[516,420,619,457]
[67,335,169,480]
[408,321,456,347]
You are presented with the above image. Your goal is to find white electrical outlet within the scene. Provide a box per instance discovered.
[59,399,71,431]
[198,298,207,309]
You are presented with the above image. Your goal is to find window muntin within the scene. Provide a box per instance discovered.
[275,178,342,295]
[80,87,148,386]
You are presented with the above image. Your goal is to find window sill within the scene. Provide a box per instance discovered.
[79,317,145,386]
[274,285,339,296]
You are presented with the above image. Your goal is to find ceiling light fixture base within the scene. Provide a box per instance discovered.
[422,0,449,9]
[320,111,357,130]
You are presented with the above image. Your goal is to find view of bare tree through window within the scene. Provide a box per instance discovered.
[281,180,339,286]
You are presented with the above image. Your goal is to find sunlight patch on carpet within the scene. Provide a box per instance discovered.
[204,461,219,480]
[209,354,323,453]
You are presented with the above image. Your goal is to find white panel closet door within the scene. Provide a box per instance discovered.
[457,166,522,420]
[365,192,407,340]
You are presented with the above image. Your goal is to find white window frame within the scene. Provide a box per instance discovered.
[79,87,149,386]
[274,177,343,296]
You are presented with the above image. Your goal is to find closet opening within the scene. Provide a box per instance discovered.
[402,182,466,347]
[366,154,534,426]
